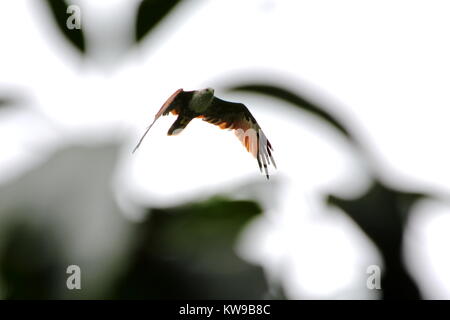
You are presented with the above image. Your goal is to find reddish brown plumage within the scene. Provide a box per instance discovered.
[197,97,276,178]
[133,88,276,178]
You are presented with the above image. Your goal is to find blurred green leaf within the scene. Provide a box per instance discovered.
[112,196,274,299]
[0,144,124,299]
[135,0,183,43]
[228,84,358,145]
[0,97,14,109]
[327,180,427,299]
[44,0,85,53]
[0,218,65,299]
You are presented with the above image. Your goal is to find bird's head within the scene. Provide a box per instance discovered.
[190,88,215,112]
[200,87,215,98]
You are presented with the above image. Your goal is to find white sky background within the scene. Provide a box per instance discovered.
[0,0,450,299]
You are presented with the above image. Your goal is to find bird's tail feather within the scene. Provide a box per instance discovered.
[132,118,157,154]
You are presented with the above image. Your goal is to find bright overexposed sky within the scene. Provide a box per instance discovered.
[0,0,450,299]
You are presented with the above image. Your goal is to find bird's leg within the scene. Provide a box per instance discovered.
[167,115,193,136]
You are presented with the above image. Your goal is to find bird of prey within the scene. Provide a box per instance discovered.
[133,88,276,179]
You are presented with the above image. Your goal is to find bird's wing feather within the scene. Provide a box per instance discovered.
[133,89,193,153]
[199,97,276,178]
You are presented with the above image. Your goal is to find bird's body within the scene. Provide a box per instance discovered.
[189,88,215,112]
[133,88,276,178]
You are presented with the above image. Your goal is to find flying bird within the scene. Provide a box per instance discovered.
[133,88,276,179]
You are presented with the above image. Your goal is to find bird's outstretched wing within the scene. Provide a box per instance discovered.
[198,97,276,178]
[133,89,193,153]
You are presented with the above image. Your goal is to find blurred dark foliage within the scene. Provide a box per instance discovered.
[112,197,271,299]
[0,97,13,109]
[228,83,430,299]
[0,141,274,299]
[42,0,184,55]
[0,219,65,299]
[0,91,24,109]
[135,0,183,43]
[228,84,358,146]
[44,0,85,53]
[0,143,125,299]
[328,180,426,299]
